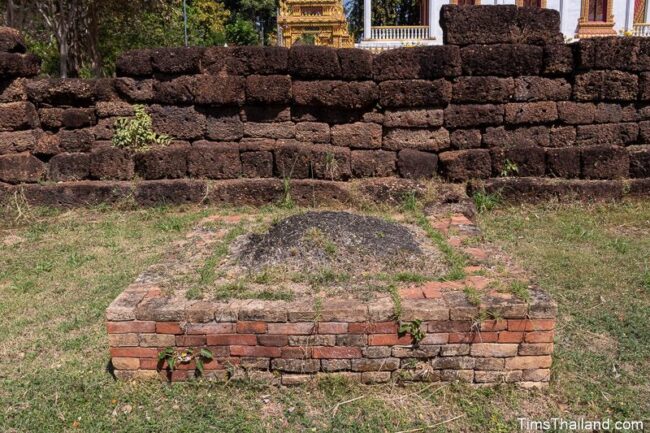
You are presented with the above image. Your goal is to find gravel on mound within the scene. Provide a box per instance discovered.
[231,211,448,277]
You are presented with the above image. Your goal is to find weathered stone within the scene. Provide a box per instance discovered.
[187,141,241,179]
[62,108,96,129]
[116,49,153,77]
[383,109,444,128]
[452,77,514,103]
[89,146,134,180]
[295,122,330,143]
[330,122,381,149]
[0,27,26,53]
[274,142,351,180]
[0,77,27,103]
[383,128,450,152]
[573,71,638,101]
[0,53,40,77]
[629,145,650,178]
[504,102,557,125]
[593,103,624,124]
[134,179,207,206]
[490,145,546,177]
[0,152,45,183]
[338,48,373,80]
[151,47,203,75]
[444,104,504,129]
[441,5,562,46]
[48,152,90,181]
[557,101,596,125]
[292,80,378,109]
[351,358,400,372]
[241,151,273,178]
[461,44,543,77]
[149,105,206,140]
[271,358,321,373]
[543,44,574,75]
[245,75,291,104]
[470,343,518,357]
[351,150,396,177]
[397,149,438,179]
[0,101,37,131]
[96,102,134,118]
[379,79,452,108]
[26,78,96,106]
[58,129,94,152]
[576,123,638,146]
[372,46,461,80]
[581,145,630,179]
[114,78,154,102]
[577,37,650,72]
[134,144,189,179]
[439,149,491,182]
[450,129,481,150]
[482,126,549,148]
[513,77,571,101]
[152,76,193,104]
[0,130,40,154]
[241,106,291,123]
[244,122,295,139]
[549,126,576,148]
[321,359,351,372]
[192,75,245,106]
[205,114,244,142]
[546,147,580,178]
[288,45,341,79]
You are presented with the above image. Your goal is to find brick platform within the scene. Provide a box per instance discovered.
[107,212,557,387]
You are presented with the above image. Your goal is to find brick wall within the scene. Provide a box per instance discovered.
[0,5,649,206]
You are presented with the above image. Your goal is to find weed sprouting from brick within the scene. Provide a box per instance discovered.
[472,191,501,213]
[463,286,482,307]
[508,281,531,301]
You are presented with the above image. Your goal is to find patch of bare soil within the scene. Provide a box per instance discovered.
[227,211,449,282]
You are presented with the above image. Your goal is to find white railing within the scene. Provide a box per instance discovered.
[633,23,650,36]
[369,26,430,41]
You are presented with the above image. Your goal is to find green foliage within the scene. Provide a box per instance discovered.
[473,191,501,213]
[225,18,260,45]
[398,319,425,344]
[500,159,519,177]
[157,347,213,377]
[508,281,531,301]
[463,286,482,307]
[112,105,171,153]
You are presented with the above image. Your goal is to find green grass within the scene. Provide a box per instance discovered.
[1,200,649,432]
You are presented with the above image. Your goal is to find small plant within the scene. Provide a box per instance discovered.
[112,105,171,153]
[472,191,501,213]
[157,347,213,377]
[401,191,420,213]
[324,152,339,181]
[509,280,531,301]
[279,176,295,209]
[463,286,482,307]
[399,319,426,345]
[500,159,519,177]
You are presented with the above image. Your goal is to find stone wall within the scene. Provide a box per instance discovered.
[1,5,649,206]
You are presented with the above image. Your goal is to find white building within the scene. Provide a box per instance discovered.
[357,0,650,51]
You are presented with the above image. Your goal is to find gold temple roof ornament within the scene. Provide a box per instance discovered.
[277,0,354,47]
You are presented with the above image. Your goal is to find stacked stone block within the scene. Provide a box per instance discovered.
[0,6,650,205]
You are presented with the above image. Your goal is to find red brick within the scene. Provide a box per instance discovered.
[508,319,556,332]
[207,334,257,346]
[112,357,140,370]
[428,320,472,332]
[421,333,449,344]
[107,321,155,334]
[421,283,442,299]
[498,331,524,343]
[258,335,289,346]
[349,322,398,334]
[367,334,412,346]
[449,332,497,343]
[448,332,473,343]
[317,322,348,334]
[525,331,555,343]
[505,355,552,370]
[186,323,235,334]
[176,335,206,346]
[480,319,507,332]
[312,346,362,359]
[108,333,139,347]
[156,322,183,334]
[110,347,159,358]
[267,323,314,335]
[399,287,424,299]
[237,321,268,333]
[230,345,281,357]
[140,358,161,370]
[281,346,312,358]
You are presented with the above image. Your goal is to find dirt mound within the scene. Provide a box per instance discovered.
[232,211,448,277]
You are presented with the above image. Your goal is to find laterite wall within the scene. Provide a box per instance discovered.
[1,5,649,205]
